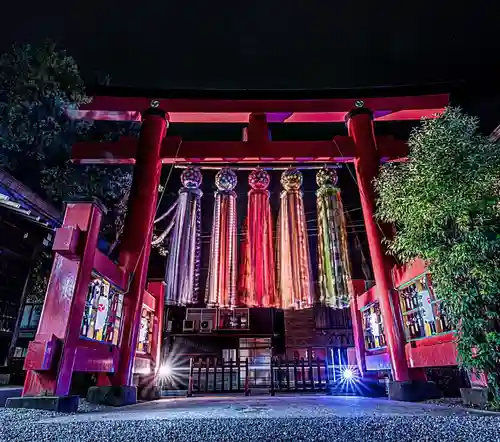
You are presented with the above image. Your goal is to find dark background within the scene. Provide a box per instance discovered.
[1,2,499,128]
[1,1,498,91]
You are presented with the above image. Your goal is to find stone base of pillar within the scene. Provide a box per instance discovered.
[5,395,79,413]
[0,386,21,407]
[388,380,441,402]
[460,387,489,407]
[87,386,137,407]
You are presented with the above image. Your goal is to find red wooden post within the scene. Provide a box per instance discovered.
[112,107,168,388]
[350,280,368,377]
[346,108,410,383]
[147,281,166,374]
[23,200,104,397]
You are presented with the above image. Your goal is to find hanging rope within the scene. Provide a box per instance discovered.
[154,200,178,224]
[152,219,175,246]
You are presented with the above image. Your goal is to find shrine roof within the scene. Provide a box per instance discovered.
[74,84,450,124]
[0,169,61,228]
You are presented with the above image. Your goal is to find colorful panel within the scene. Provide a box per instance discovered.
[80,274,124,345]
[137,307,154,354]
[398,275,452,341]
[361,302,387,350]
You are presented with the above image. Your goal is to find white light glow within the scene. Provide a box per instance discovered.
[342,368,354,380]
[159,362,173,378]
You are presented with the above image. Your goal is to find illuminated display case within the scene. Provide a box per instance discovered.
[398,274,452,341]
[361,302,386,350]
[80,274,124,345]
[137,307,154,354]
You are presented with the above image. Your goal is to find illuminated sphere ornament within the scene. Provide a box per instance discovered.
[281,167,303,191]
[316,167,338,187]
[249,167,270,190]
[181,167,202,189]
[215,168,237,191]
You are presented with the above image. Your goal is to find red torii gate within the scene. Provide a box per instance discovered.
[12,93,447,410]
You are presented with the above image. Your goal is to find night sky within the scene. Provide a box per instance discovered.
[0,2,499,93]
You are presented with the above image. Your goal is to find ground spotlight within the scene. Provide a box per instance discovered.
[342,368,354,380]
[159,362,173,378]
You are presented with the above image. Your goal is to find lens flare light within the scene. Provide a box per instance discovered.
[159,362,173,378]
[342,368,354,380]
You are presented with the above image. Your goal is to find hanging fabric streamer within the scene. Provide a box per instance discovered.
[164,167,203,306]
[239,168,276,307]
[205,168,238,307]
[277,167,314,309]
[316,167,353,308]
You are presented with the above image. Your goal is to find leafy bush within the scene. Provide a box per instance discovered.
[375,107,500,404]
[0,41,135,249]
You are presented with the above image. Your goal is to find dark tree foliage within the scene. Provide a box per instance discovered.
[375,108,500,405]
[0,41,140,304]
[0,41,137,249]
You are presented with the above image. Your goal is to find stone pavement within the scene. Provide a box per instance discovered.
[2,394,500,441]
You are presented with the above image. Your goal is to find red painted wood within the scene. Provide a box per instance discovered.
[350,294,367,376]
[147,281,165,374]
[350,280,369,376]
[113,110,167,387]
[348,111,410,382]
[351,279,367,296]
[72,136,408,165]
[52,226,81,258]
[71,108,445,123]
[23,337,59,371]
[392,259,427,288]
[357,286,377,308]
[82,94,449,114]
[23,202,103,397]
[93,250,128,290]
[74,340,119,372]
[411,332,454,347]
[54,204,103,396]
[142,291,156,311]
[405,335,458,367]
[375,108,444,121]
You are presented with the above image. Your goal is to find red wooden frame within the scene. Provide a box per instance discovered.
[76,94,448,121]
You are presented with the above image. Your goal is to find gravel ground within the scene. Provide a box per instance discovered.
[424,397,468,408]
[2,397,500,442]
[1,409,500,442]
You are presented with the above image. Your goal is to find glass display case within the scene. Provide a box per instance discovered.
[80,274,124,345]
[137,306,154,354]
[398,274,452,341]
[361,302,387,350]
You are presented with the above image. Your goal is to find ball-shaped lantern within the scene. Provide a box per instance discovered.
[249,168,270,190]
[181,167,202,189]
[316,167,338,187]
[215,168,237,191]
[281,167,303,191]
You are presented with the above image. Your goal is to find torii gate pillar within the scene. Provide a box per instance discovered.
[347,107,436,401]
[114,107,168,386]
